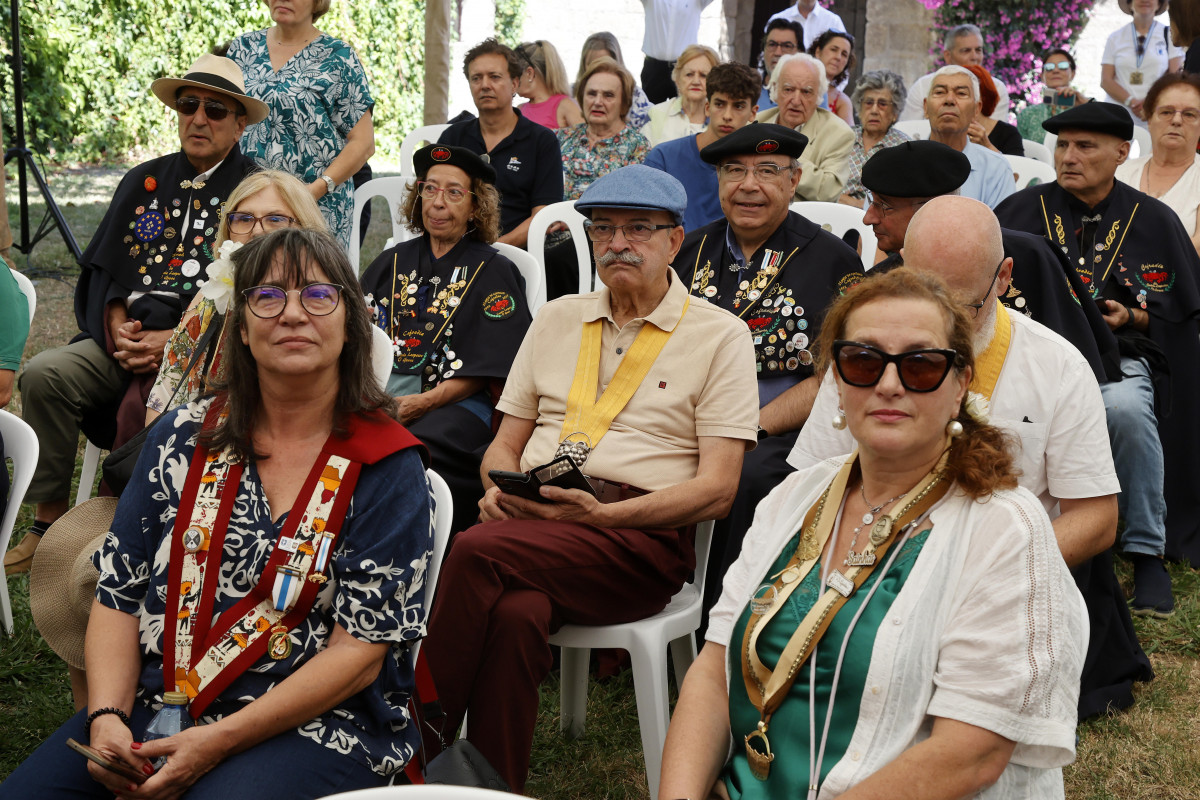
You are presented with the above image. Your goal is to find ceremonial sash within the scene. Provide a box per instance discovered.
[557,297,690,454]
[970,300,1013,402]
[738,451,950,780]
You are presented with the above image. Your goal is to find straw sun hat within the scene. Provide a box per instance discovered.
[29,498,119,671]
[150,53,270,125]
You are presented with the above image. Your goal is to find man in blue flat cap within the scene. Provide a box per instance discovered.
[423,165,759,793]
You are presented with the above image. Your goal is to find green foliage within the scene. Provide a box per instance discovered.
[494,0,527,47]
[0,0,427,163]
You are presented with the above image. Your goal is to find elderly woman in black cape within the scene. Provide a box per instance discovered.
[361,144,532,534]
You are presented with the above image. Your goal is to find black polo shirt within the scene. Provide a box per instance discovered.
[438,108,564,235]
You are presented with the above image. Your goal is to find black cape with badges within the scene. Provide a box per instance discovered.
[673,211,864,384]
[997,180,1200,563]
[75,146,257,346]
[876,229,1120,384]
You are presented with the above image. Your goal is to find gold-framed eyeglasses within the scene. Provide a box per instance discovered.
[417,181,474,204]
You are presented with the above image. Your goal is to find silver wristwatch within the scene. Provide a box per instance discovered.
[320,174,335,193]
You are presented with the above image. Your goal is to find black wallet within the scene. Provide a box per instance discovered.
[488,455,597,503]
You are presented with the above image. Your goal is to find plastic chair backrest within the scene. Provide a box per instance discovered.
[349,176,418,274]
[1130,125,1151,160]
[10,268,35,323]
[491,241,546,315]
[399,124,451,175]
[1005,154,1057,190]
[0,409,40,635]
[1022,138,1054,166]
[789,201,880,270]
[370,325,393,391]
[527,201,592,295]
[893,119,931,140]
[407,469,453,667]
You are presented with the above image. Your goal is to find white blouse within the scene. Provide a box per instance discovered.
[1116,154,1200,237]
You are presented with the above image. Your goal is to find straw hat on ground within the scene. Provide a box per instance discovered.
[29,498,119,670]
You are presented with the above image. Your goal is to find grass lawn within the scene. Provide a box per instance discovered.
[3,164,1200,797]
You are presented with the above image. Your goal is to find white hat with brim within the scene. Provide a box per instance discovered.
[151,53,270,125]
[30,497,120,671]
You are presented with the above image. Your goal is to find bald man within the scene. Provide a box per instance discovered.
[790,196,1152,717]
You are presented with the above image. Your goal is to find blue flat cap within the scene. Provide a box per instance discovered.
[574,165,687,225]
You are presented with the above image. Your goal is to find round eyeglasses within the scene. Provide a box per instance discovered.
[832,340,960,393]
[417,181,474,205]
[226,212,297,236]
[242,283,344,319]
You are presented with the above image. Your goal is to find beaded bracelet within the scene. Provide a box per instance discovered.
[84,707,131,736]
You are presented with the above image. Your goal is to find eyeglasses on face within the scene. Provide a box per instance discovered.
[764,39,798,52]
[242,283,344,318]
[417,181,473,204]
[864,192,927,217]
[582,221,675,242]
[963,259,1005,319]
[718,162,794,183]
[861,97,893,109]
[226,212,297,235]
[832,340,960,393]
[175,96,235,121]
[1153,106,1200,124]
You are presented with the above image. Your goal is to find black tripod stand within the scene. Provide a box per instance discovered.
[3,0,81,262]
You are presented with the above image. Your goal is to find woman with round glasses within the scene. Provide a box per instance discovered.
[4,229,433,798]
[840,70,909,206]
[1017,49,1092,144]
[147,170,326,422]
[1117,72,1200,251]
[360,144,531,535]
[661,267,1085,800]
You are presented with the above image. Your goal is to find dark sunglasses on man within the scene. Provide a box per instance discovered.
[175,95,239,121]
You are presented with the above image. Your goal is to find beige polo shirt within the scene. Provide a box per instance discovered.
[497,270,759,492]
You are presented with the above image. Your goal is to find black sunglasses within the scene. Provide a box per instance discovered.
[832,340,960,393]
[175,96,237,121]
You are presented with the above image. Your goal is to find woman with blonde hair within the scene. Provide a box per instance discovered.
[640,44,720,146]
[516,39,584,129]
[147,169,327,422]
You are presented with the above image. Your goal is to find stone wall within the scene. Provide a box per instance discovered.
[863,0,937,88]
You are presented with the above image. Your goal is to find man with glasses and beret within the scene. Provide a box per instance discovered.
[422,165,758,793]
[670,123,862,618]
[997,101,1200,616]
[6,54,260,576]
[795,195,1150,719]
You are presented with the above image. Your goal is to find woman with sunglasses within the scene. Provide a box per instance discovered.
[661,267,1085,800]
[147,170,326,423]
[1017,49,1092,144]
[3,229,433,798]
[360,144,531,535]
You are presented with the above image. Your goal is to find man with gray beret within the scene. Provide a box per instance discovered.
[423,165,759,793]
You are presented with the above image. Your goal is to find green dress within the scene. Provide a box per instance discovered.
[723,526,932,799]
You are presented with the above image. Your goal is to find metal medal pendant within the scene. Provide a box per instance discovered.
[799,527,820,561]
[267,625,292,660]
[869,515,893,546]
[182,526,204,554]
[1130,70,1144,85]
[745,725,774,780]
[750,584,777,615]
[861,511,874,525]
[844,549,876,567]
[826,569,855,598]
[779,567,800,584]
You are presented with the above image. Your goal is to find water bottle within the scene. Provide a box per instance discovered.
[142,691,194,770]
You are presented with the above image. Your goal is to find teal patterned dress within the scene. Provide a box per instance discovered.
[228,30,374,247]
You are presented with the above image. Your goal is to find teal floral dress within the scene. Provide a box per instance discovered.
[228,30,374,247]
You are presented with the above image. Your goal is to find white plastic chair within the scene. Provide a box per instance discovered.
[547,520,716,800]
[1022,138,1053,166]
[10,268,36,322]
[349,176,419,274]
[1006,154,1057,191]
[417,469,453,665]
[491,242,546,315]
[893,119,931,140]
[789,201,879,270]
[0,409,39,635]
[320,786,512,799]
[370,325,394,392]
[527,201,593,296]
[400,124,452,175]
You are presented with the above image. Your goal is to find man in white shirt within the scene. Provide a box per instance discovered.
[766,0,846,50]
[790,196,1153,717]
[901,24,1011,122]
[640,0,717,103]
[924,66,1014,208]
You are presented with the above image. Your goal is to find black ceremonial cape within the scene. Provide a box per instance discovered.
[996,180,1200,563]
[673,211,864,385]
[75,146,257,346]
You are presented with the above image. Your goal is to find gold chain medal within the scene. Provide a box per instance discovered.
[745,720,775,780]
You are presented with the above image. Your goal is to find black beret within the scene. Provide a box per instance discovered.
[413,143,497,184]
[699,123,808,164]
[861,140,971,198]
[1042,101,1133,141]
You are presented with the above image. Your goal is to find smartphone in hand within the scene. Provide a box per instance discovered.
[66,737,148,784]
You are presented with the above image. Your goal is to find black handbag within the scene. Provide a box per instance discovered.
[100,319,221,495]
[423,739,511,792]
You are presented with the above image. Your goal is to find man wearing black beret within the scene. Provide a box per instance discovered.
[997,101,1200,611]
[671,122,864,620]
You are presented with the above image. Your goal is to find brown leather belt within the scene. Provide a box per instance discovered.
[587,478,649,504]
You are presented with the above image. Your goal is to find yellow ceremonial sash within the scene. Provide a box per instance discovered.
[559,297,690,453]
[970,300,1012,401]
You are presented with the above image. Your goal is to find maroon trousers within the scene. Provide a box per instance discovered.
[423,518,694,792]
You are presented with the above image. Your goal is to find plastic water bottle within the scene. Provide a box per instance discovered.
[142,691,194,770]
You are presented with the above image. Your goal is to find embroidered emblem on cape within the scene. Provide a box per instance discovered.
[1136,262,1174,293]
[483,290,516,319]
[134,212,166,242]
[837,272,865,295]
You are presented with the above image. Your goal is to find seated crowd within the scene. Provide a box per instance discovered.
[4,1,1200,796]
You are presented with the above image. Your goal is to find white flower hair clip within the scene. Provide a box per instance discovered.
[198,239,244,314]
[965,391,991,425]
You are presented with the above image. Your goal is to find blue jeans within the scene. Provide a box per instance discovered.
[1,704,388,798]
[1100,356,1167,557]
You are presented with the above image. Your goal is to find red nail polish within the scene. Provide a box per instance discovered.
[143,764,155,775]
[130,741,142,749]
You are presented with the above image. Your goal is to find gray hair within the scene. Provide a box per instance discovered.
[769,53,829,106]
[943,24,983,52]
[851,70,908,120]
[928,65,980,103]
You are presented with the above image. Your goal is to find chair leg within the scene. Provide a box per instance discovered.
[1,581,12,636]
[559,645,591,739]
[75,441,101,507]
[628,635,671,800]
[669,632,697,691]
